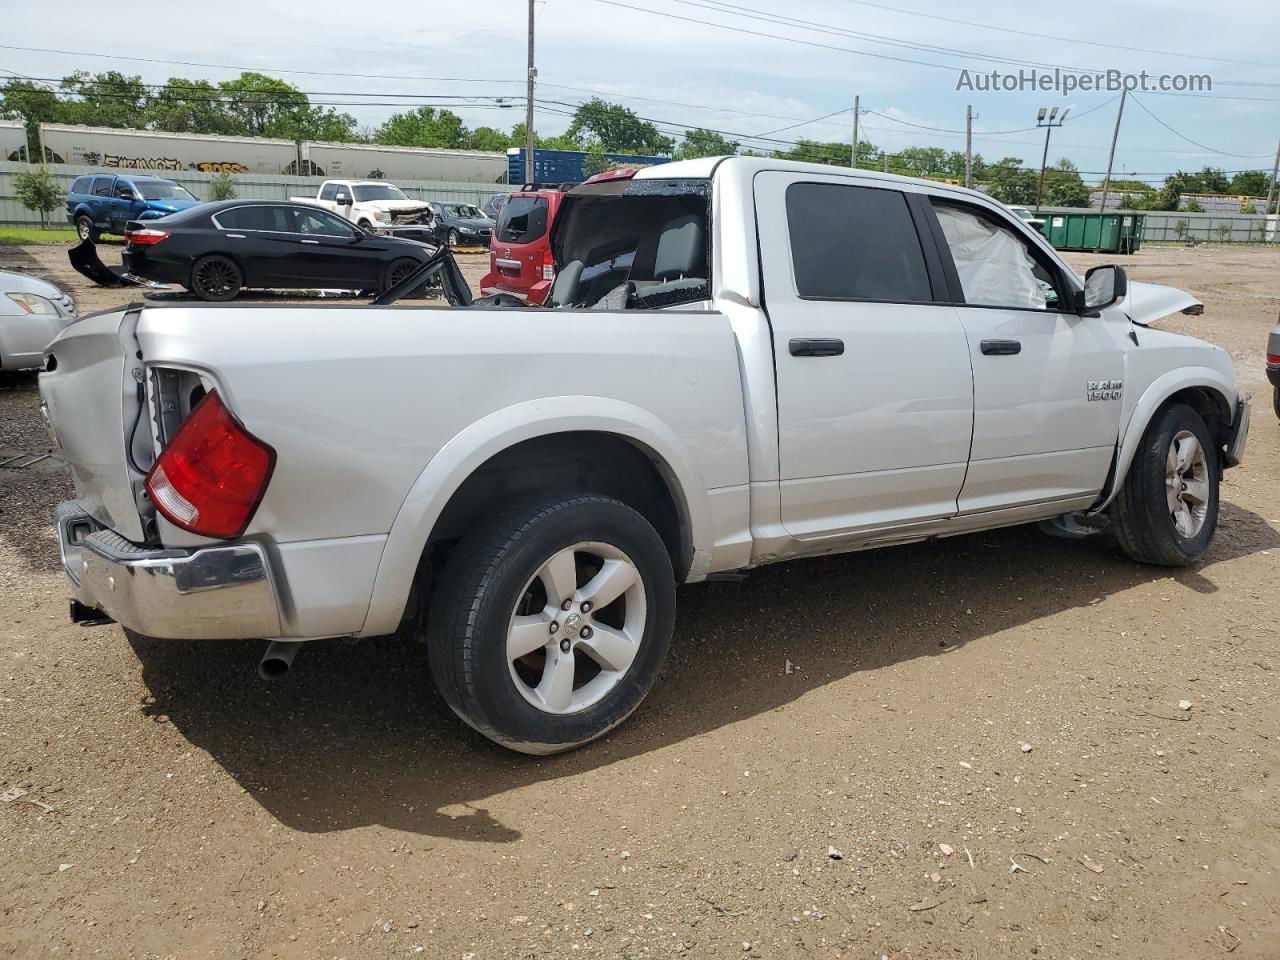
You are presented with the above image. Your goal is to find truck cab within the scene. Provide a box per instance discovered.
[66,174,201,241]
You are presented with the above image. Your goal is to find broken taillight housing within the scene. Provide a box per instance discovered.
[125,227,170,246]
[145,390,275,539]
[541,244,555,282]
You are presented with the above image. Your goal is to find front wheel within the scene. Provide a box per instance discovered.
[426,493,676,754]
[1111,402,1220,566]
[447,228,460,247]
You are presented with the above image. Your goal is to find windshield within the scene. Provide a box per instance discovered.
[138,182,197,201]
[353,184,408,202]
[441,203,483,219]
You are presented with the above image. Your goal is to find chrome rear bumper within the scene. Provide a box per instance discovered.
[56,502,282,639]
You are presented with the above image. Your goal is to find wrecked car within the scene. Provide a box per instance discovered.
[41,157,1249,754]
[291,179,435,239]
[66,174,201,242]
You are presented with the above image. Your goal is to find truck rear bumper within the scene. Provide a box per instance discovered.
[56,502,282,639]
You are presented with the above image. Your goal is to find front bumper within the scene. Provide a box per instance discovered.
[1225,395,1250,468]
[56,502,282,639]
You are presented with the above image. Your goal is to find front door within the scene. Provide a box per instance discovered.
[291,207,385,289]
[926,198,1125,512]
[754,172,975,540]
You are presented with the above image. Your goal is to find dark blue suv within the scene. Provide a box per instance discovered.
[66,174,202,241]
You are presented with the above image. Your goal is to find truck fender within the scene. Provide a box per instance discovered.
[1091,365,1237,513]
[359,396,713,637]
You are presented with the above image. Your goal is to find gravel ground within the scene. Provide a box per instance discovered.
[1,243,1278,959]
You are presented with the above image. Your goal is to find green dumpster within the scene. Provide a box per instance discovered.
[1041,212,1144,254]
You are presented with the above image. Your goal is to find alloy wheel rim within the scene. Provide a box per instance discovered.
[198,261,233,296]
[1165,429,1210,539]
[77,221,90,240]
[506,541,646,715]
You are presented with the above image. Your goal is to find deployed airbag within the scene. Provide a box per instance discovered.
[935,206,1045,310]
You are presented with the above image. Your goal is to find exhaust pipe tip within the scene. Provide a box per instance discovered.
[258,640,301,680]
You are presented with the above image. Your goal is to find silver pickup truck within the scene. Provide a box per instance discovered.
[40,157,1249,754]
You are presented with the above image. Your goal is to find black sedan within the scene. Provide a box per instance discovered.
[122,200,433,302]
[428,202,494,247]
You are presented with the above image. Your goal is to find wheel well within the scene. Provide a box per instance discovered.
[1163,386,1232,456]
[426,432,691,581]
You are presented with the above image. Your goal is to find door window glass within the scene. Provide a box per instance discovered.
[319,182,339,201]
[217,206,293,232]
[784,182,932,302]
[931,202,1063,310]
[113,180,136,199]
[92,176,114,197]
[292,207,357,238]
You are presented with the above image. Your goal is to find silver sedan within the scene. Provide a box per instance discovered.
[0,270,76,371]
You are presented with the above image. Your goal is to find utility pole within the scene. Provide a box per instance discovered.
[1266,138,1280,216]
[524,0,536,185]
[1097,89,1127,215]
[850,96,859,169]
[1033,106,1068,215]
[883,152,889,174]
[964,105,973,189]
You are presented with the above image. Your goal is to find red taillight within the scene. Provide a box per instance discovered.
[541,243,555,281]
[145,390,275,539]
[1268,353,1280,368]
[126,227,170,246]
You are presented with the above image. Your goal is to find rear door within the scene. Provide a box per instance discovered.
[492,193,552,299]
[212,205,303,286]
[755,172,975,540]
[925,197,1124,512]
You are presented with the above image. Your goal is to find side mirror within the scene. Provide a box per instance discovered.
[335,192,351,206]
[1077,264,1128,313]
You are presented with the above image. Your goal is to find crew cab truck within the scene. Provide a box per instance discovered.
[290,179,435,236]
[41,157,1249,754]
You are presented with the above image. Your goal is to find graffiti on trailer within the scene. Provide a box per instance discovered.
[80,151,185,171]
[194,161,250,173]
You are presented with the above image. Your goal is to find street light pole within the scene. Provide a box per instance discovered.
[1034,106,1068,216]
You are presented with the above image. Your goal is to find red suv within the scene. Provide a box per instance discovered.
[479,187,569,305]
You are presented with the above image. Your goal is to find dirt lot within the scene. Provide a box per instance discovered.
[2,243,1278,960]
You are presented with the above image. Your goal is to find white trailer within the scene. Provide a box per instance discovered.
[1,119,29,162]
[36,124,508,183]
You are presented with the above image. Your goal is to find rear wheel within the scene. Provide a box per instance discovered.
[426,493,676,754]
[189,255,242,302]
[1111,402,1219,566]
[1273,384,1279,421]
[74,215,98,243]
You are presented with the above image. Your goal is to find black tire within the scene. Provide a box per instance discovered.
[189,255,242,302]
[1273,384,1279,421]
[425,493,676,754]
[383,257,421,291]
[74,215,98,243]
[1110,402,1220,566]
[447,228,460,247]
[357,219,373,231]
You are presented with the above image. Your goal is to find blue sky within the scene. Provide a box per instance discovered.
[3,0,1278,184]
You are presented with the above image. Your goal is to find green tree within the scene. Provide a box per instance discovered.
[466,126,512,151]
[375,106,468,148]
[13,166,62,227]
[1213,223,1232,242]
[1043,158,1091,207]
[208,172,237,201]
[673,128,739,160]
[58,71,148,128]
[984,157,1038,204]
[773,138,878,167]
[0,79,67,157]
[1227,170,1270,197]
[214,72,355,141]
[144,77,240,134]
[564,99,674,155]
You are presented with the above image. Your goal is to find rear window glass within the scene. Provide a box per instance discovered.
[785,182,931,302]
[71,176,92,195]
[497,196,549,244]
[216,206,293,232]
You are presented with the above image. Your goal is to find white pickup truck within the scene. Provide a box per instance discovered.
[41,157,1249,754]
[290,179,435,235]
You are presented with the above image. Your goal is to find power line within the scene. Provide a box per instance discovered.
[831,0,1279,70]
[1128,95,1275,158]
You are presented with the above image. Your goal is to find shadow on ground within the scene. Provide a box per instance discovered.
[126,499,1280,843]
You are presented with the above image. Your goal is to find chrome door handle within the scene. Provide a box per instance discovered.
[300,239,319,245]
[226,233,246,239]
